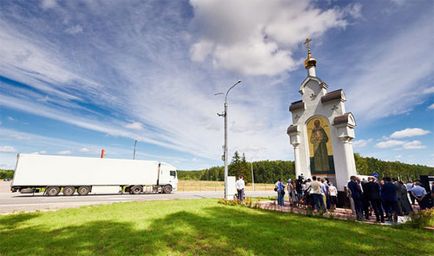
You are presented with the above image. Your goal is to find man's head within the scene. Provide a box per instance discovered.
[312,176,317,181]
[350,175,356,181]
[239,175,244,179]
[368,177,374,182]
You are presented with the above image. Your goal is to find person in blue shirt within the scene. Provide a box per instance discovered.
[408,182,429,210]
[275,178,285,206]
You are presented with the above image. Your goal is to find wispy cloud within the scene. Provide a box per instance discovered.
[0,145,16,153]
[65,25,83,35]
[189,0,359,76]
[402,140,425,149]
[390,128,430,139]
[125,122,144,131]
[0,1,432,169]
[376,139,425,150]
[79,147,90,153]
[353,139,372,148]
[376,140,405,149]
[344,14,434,120]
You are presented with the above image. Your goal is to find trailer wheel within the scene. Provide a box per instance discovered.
[63,186,75,196]
[46,186,60,196]
[130,185,143,194]
[163,185,172,194]
[78,186,91,196]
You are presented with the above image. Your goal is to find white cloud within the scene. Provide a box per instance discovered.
[57,150,72,155]
[376,140,405,149]
[390,128,430,138]
[30,151,47,155]
[402,140,425,149]
[79,147,90,152]
[0,145,16,153]
[189,0,356,76]
[125,122,144,130]
[345,15,434,120]
[422,86,434,94]
[65,25,83,35]
[353,139,372,148]
[428,103,434,110]
[376,139,426,150]
[389,0,407,6]
[2,1,430,169]
[40,0,57,10]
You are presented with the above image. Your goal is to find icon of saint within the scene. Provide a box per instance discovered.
[310,120,330,171]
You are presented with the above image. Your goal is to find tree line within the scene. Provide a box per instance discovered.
[0,169,14,180]
[178,152,433,183]
[1,153,432,182]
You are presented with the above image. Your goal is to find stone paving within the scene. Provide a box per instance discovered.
[255,200,416,226]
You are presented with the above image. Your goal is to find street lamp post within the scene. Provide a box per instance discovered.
[216,80,242,199]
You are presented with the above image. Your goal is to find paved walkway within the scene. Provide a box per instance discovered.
[255,200,415,225]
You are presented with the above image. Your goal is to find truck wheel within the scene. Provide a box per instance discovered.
[63,186,75,196]
[46,186,60,196]
[130,185,143,194]
[163,185,172,194]
[78,186,91,196]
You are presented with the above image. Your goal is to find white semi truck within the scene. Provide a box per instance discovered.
[10,154,178,196]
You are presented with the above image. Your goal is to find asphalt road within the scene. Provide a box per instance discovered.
[0,181,275,214]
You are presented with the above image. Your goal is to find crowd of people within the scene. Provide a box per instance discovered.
[346,175,431,222]
[274,174,432,223]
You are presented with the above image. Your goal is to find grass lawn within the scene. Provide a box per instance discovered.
[0,200,432,255]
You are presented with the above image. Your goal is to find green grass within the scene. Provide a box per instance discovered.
[0,200,432,256]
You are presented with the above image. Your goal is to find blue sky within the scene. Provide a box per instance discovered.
[0,0,433,170]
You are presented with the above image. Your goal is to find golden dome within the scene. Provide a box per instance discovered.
[303,38,317,69]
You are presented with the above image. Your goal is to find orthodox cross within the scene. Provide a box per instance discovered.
[331,104,339,112]
[310,93,316,100]
[304,38,312,53]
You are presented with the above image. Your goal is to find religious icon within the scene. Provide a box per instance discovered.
[307,116,335,174]
[311,120,329,171]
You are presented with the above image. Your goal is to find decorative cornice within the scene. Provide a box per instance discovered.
[287,125,299,135]
[333,112,356,127]
[321,89,345,104]
[289,100,305,112]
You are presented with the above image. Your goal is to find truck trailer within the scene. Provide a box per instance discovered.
[10,154,178,196]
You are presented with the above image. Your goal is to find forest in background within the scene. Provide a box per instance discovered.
[1,152,432,183]
[178,152,433,183]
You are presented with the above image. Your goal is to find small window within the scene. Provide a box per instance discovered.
[170,170,176,177]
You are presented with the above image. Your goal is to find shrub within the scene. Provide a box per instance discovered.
[406,209,434,229]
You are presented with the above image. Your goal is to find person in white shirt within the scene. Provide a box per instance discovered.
[235,175,245,201]
[329,183,338,211]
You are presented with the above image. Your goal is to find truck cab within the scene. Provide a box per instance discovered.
[159,163,178,192]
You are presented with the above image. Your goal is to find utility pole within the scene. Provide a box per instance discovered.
[251,161,255,191]
[133,139,137,160]
[216,80,242,199]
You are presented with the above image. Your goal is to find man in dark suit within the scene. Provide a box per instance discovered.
[348,176,363,221]
[381,177,399,222]
[365,177,384,222]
